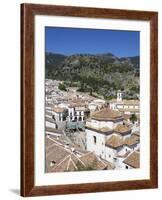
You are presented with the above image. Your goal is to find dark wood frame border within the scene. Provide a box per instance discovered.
[21,3,158,197]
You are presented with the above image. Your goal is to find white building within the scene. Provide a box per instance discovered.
[52,106,68,122]
[86,107,124,160]
[68,100,89,122]
[105,133,139,169]
[85,107,140,169]
[109,91,140,116]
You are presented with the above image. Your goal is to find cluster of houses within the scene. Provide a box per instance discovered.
[46,134,114,172]
[109,91,140,116]
[45,79,140,172]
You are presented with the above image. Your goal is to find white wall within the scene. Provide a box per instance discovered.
[46,121,56,129]
[0,0,161,200]
[105,146,118,163]
[90,119,123,129]
[91,119,114,129]
[86,129,106,159]
[116,157,126,169]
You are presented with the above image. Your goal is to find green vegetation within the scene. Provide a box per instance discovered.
[105,95,116,100]
[64,81,80,87]
[58,83,67,91]
[46,52,140,99]
[130,114,137,124]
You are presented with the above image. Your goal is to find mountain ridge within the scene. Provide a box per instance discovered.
[45,52,140,100]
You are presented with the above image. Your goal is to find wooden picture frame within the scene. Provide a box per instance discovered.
[21,3,158,197]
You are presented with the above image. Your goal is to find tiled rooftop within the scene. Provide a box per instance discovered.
[91,107,122,121]
[123,151,140,168]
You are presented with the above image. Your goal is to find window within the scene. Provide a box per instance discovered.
[59,114,61,121]
[55,124,58,129]
[93,136,96,144]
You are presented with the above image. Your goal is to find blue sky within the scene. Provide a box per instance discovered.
[45,27,139,57]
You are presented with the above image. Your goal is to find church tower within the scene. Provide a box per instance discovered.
[117,91,122,102]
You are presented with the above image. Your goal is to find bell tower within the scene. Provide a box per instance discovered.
[117,91,122,102]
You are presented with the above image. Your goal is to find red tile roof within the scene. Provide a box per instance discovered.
[123,151,140,168]
[106,135,123,148]
[91,108,122,121]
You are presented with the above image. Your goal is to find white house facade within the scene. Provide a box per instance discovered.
[52,106,68,122]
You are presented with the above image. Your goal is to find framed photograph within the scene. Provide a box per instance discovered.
[21,3,158,197]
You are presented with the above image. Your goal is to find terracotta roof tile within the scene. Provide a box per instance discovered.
[46,136,114,172]
[91,108,122,121]
[114,124,131,134]
[53,106,65,113]
[124,134,139,146]
[132,131,140,137]
[123,151,140,168]
[80,152,114,170]
[123,114,131,120]
[69,101,86,108]
[106,135,123,148]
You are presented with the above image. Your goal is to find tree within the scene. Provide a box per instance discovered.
[58,83,67,91]
[130,114,137,124]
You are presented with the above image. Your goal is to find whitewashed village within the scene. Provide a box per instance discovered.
[45,79,140,173]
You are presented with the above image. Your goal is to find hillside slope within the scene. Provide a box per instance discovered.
[45,52,140,99]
